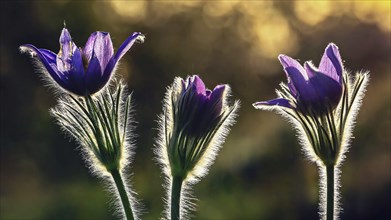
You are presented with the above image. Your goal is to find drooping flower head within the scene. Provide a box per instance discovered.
[256,43,344,114]
[157,75,240,180]
[20,27,145,96]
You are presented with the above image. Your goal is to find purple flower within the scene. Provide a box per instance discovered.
[157,75,239,180]
[254,43,343,113]
[156,75,240,219]
[176,75,226,134]
[252,43,370,220]
[20,28,145,96]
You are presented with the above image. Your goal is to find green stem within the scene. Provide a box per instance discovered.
[171,175,183,220]
[326,165,334,220]
[111,169,134,220]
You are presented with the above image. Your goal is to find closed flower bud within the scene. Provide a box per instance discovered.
[158,75,239,180]
[156,75,239,219]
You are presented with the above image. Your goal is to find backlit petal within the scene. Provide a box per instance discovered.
[253,98,292,108]
[92,32,114,71]
[287,65,319,105]
[278,54,308,96]
[58,28,73,60]
[20,44,73,93]
[209,85,226,114]
[278,55,308,80]
[305,63,343,107]
[82,32,98,63]
[114,32,145,63]
[191,75,206,96]
[319,43,343,84]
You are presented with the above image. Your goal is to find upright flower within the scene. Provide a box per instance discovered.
[156,75,240,220]
[253,43,369,220]
[258,43,343,114]
[21,27,145,220]
[20,27,145,96]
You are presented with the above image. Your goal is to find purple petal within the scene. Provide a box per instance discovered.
[39,49,57,63]
[286,64,319,104]
[278,55,308,80]
[55,29,85,93]
[83,32,114,94]
[59,28,73,59]
[302,61,316,78]
[278,55,308,96]
[57,28,76,73]
[191,75,206,95]
[20,44,72,92]
[85,54,104,94]
[64,47,85,95]
[91,32,114,72]
[114,32,144,63]
[253,98,292,108]
[70,47,84,76]
[103,32,144,80]
[209,85,226,114]
[319,43,343,84]
[305,63,343,107]
[211,85,225,99]
[82,32,98,63]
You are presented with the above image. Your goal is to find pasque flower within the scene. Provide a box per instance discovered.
[21,27,145,220]
[159,75,239,179]
[20,28,145,96]
[253,43,369,220]
[255,43,343,113]
[156,75,239,220]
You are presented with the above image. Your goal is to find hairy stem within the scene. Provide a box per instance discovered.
[171,175,183,220]
[111,169,134,220]
[326,165,335,220]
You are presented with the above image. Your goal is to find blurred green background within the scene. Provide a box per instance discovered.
[1,1,390,219]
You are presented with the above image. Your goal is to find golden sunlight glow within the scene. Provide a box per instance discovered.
[149,1,202,20]
[238,1,273,17]
[294,1,332,26]
[234,3,299,59]
[252,11,298,59]
[110,1,147,21]
[203,1,238,18]
[353,1,391,32]
[107,0,389,62]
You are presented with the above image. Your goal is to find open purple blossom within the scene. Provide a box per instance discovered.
[254,43,343,113]
[20,28,145,96]
[252,43,369,220]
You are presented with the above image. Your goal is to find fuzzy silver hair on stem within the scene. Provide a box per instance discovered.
[253,43,369,220]
[20,26,145,220]
[155,75,240,220]
[51,83,140,220]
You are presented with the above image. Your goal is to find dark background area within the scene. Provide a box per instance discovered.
[1,1,390,220]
